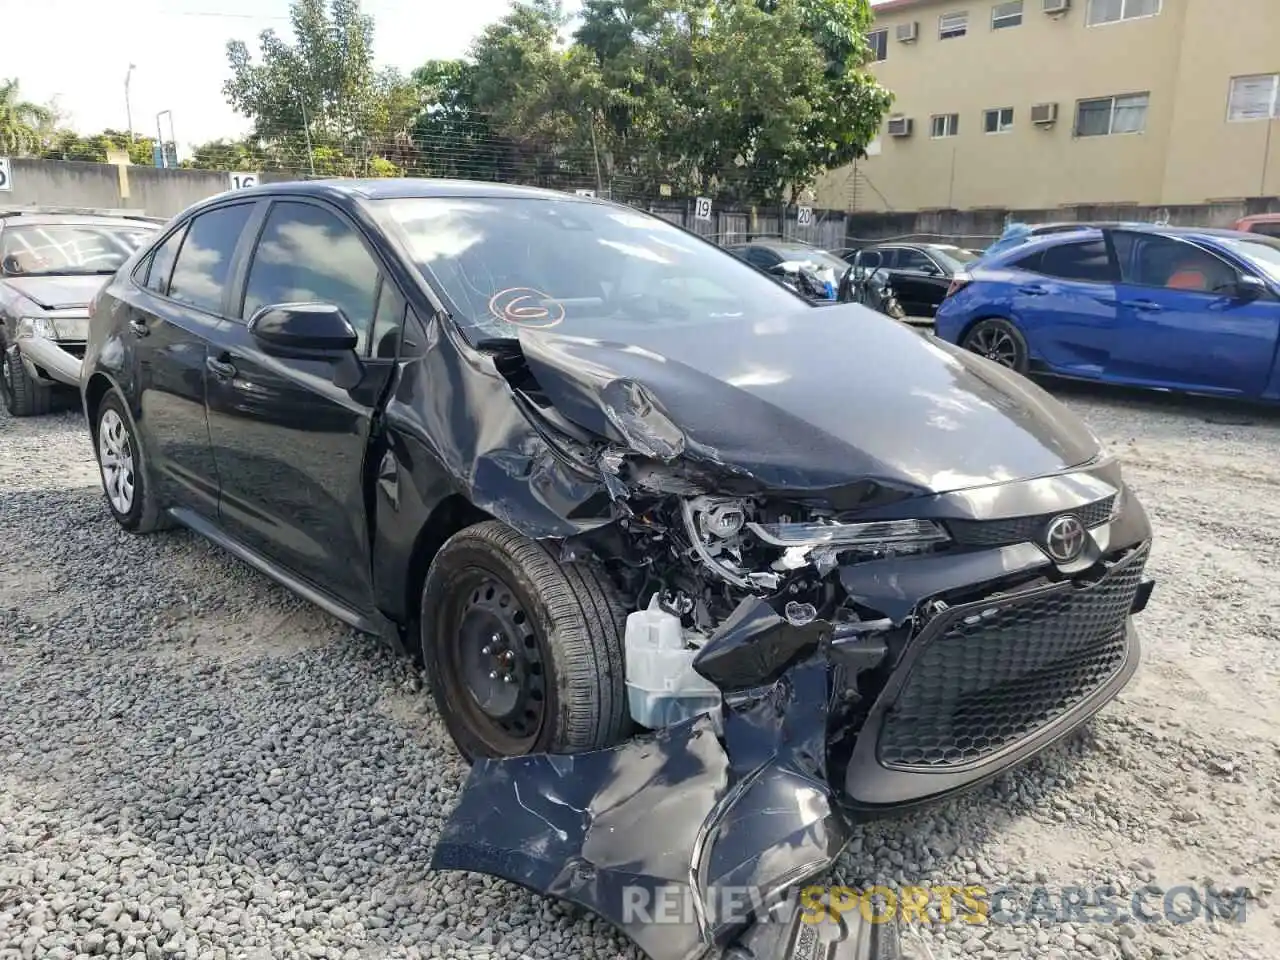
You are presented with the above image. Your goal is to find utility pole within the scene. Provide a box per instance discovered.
[124,64,136,142]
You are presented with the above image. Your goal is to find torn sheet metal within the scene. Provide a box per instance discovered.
[431,633,902,960]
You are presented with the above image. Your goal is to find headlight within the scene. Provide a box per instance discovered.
[16,317,56,340]
[747,518,950,549]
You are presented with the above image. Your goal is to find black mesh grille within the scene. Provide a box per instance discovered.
[60,342,87,358]
[878,544,1147,770]
[947,495,1116,549]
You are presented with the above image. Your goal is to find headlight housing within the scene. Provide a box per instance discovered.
[16,317,56,340]
[747,518,950,550]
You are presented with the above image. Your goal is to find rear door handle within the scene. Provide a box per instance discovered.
[1125,299,1164,313]
[206,355,237,379]
[128,318,149,337]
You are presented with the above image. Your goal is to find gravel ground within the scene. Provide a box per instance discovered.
[2,384,1279,960]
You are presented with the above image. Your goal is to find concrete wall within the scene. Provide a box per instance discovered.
[1,159,255,218]
[817,0,1280,212]
[842,197,1280,249]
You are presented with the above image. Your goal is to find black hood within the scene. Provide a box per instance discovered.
[512,303,1100,497]
[2,275,106,311]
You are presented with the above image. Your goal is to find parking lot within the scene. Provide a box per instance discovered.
[1,384,1279,960]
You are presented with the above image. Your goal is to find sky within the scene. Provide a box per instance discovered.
[7,0,888,149]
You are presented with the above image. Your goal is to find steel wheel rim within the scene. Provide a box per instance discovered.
[0,353,14,407]
[445,570,547,754]
[969,326,1019,368]
[98,409,136,515]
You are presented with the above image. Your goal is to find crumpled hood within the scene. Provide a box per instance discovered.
[513,303,1100,497]
[2,275,106,311]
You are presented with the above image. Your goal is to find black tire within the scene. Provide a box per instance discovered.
[420,520,630,760]
[94,390,169,533]
[1,347,53,417]
[961,317,1030,375]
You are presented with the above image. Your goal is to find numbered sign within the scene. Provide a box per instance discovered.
[0,158,11,192]
[228,172,259,191]
[797,205,813,227]
[694,196,713,221]
[574,188,596,197]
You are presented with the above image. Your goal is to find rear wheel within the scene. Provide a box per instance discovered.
[1,347,53,417]
[420,520,629,760]
[961,318,1029,374]
[94,390,169,533]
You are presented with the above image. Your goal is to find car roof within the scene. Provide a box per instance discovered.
[223,177,583,203]
[0,213,161,228]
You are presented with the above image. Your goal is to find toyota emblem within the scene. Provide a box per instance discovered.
[1043,514,1087,563]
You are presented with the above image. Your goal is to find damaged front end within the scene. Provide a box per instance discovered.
[429,320,1155,960]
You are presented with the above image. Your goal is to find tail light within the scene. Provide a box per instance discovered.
[945,272,972,299]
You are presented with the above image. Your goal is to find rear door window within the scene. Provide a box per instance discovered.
[1033,239,1116,283]
[142,225,188,296]
[897,248,935,272]
[168,204,255,313]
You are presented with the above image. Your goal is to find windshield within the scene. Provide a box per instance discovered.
[929,245,980,270]
[373,196,807,340]
[0,222,155,277]
[1215,235,1280,284]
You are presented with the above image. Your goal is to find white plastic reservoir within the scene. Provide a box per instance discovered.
[624,595,722,728]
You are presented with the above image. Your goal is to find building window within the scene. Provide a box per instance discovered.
[1075,93,1149,136]
[939,11,969,38]
[1086,0,1161,26]
[984,107,1015,134]
[1228,74,1280,122]
[991,1,1023,29]
[867,29,888,62]
[931,114,961,138]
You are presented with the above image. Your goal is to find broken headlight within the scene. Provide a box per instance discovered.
[747,518,950,550]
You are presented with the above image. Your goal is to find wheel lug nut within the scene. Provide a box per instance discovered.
[481,645,491,655]
[488,670,498,680]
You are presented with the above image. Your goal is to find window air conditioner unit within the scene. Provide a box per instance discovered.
[1043,0,1070,13]
[887,116,914,137]
[1031,102,1060,125]
[896,21,919,42]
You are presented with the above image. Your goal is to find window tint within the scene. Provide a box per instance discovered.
[898,249,935,271]
[242,201,381,353]
[144,225,187,296]
[743,247,780,268]
[371,280,406,359]
[168,205,254,313]
[1120,234,1240,293]
[1036,240,1115,283]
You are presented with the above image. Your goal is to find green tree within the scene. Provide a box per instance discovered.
[0,79,56,156]
[222,0,419,175]
[39,129,156,165]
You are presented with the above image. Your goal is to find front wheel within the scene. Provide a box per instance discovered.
[961,318,1030,375]
[1,347,53,417]
[420,520,630,760]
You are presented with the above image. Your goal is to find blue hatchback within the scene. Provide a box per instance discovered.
[934,225,1280,402]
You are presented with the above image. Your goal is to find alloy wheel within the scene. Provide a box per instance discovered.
[969,325,1019,368]
[98,409,136,515]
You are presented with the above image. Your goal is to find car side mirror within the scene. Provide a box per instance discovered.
[247,302,359,356]
[1232,275,1268,300]
[921,263,940,276]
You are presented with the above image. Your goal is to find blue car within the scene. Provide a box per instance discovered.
[935,225,1280,402]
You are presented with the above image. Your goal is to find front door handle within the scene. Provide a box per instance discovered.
[1125,299,1164,313]
[1018,285,1048,296]
[128,318,149,337]
[206,355,237,379]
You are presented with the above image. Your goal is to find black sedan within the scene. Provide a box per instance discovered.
[81,179,1153,960]
[845,242,981,318]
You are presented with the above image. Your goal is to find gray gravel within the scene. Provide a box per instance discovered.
[2,384,1279,960]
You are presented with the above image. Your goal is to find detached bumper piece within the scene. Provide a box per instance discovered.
[431,606,906,960]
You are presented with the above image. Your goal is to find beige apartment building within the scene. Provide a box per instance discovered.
[814,0,1280,213]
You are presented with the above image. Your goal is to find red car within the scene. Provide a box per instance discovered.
[1233,214,1280,238]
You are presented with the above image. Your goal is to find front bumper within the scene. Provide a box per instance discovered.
[16,337,84,387]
